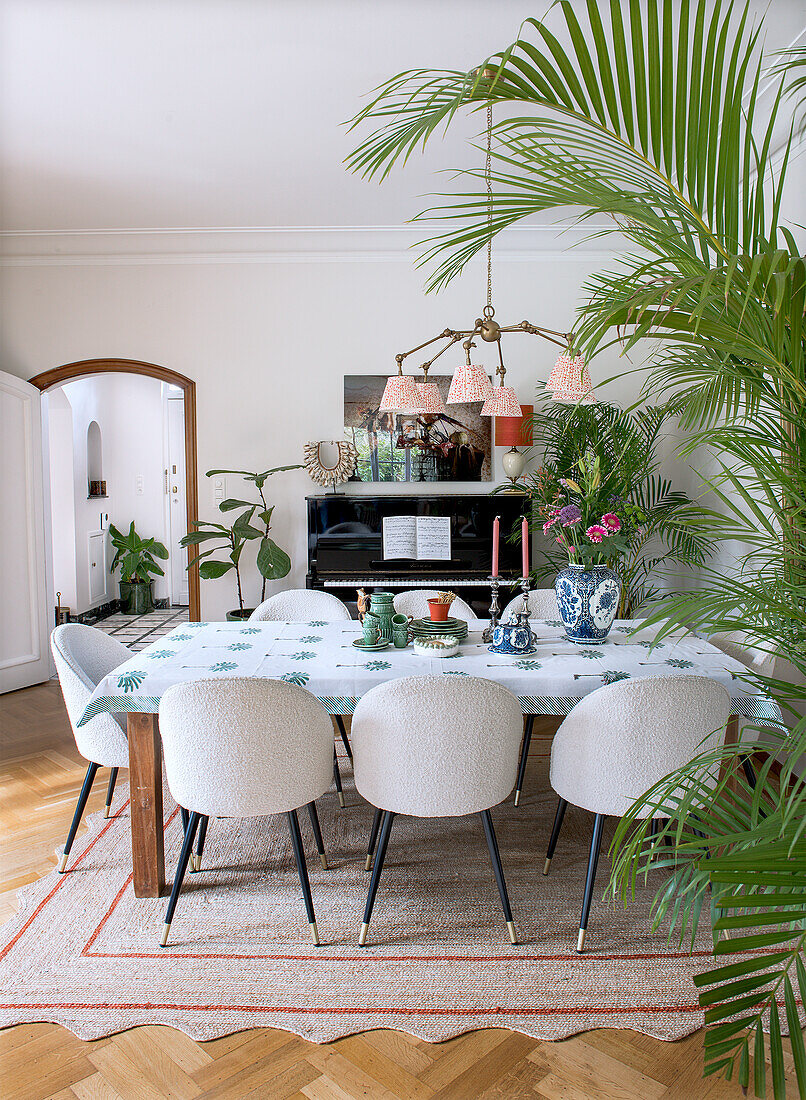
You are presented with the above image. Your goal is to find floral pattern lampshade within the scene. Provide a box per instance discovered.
[447,363,494,403]
[412,381,446,414]
[480,385,522,417]
[379,373,418,411]
[547,352,596,404]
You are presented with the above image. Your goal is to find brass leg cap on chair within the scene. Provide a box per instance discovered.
[159,922,171,948]
[507,921,518,945]
[57,852,68,873]
[337,792,345,808]
[514,790,521,807]
[359,922,369,947]
[310,922,320,946]
[576,928,586,953]
[190,855,200,873]
[104,805,111,819]
[542,857,551,876]
[364,855,373,872]
[319,854,329,871]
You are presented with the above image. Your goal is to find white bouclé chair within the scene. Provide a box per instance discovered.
[51,625,132,871]
[157,678,333,947]
[392,589,475,622]
[544,675,732,952]
[501,588,559,623]
[249,589,352,623]
[350,675,524,946]
[249,588,353,804]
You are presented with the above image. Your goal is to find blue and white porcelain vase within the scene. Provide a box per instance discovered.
[554,564,621,644]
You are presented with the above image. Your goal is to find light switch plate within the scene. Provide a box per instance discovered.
[213,477,226,500]
[135,474,145,496]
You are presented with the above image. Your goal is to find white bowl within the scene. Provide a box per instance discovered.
[412,636,460,658]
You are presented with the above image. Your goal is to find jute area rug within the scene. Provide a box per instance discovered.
[0,753,719,1044]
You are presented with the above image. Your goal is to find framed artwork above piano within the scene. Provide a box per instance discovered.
[306,493,529,615]
[344,375,492,482]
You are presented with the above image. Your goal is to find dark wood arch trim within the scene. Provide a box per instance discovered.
[29,358,200,621]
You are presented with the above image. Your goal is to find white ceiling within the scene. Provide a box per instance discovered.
[1,0,804,233]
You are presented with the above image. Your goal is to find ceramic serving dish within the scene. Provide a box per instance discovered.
[412,635,460,658]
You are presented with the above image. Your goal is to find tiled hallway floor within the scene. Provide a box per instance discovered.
[95,606,189,651]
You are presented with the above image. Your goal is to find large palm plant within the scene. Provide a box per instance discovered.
[348,4,806,1094]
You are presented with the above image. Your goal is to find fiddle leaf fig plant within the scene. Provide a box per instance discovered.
[181,465,300,616]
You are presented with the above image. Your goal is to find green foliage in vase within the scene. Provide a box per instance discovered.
[108,521,168,584]
[347,5,806,1093]
[523,399,717,616]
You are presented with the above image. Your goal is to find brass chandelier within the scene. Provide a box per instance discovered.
[379,97,595,416]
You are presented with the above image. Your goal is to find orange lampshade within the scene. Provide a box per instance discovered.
[495,404,533,447]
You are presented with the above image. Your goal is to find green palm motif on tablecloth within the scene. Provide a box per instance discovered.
[577,650,603,659]
[308,621,327,627]
[299,636,322,643]
[288,651,316,661]
[280,671,310,685]
[666,658,694,668]
[602,671,630,684]
[227,642,253,651]
[241,627,261,634]
[210,661,238,672]
[444,670,469,675]
[365,660,392,671]
[117,671,147,692]
[170,633,193,642]
[516,660,542,670]
[146,650,174,659]
[637,640,664,649]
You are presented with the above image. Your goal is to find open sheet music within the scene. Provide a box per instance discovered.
[382,516,452,561]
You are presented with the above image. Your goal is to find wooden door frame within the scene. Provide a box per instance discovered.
[29,358,200,621]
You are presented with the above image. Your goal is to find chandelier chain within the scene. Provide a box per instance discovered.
[486,100,493,314]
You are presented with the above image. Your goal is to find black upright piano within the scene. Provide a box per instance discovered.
[306,493,529,615]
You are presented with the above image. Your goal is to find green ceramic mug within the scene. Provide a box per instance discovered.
[391,612,412,648]
[362,612,381,645]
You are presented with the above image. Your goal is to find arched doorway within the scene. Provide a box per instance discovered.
[29,358,200,621]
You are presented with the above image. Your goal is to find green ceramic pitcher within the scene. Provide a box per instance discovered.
[368,592,395,642]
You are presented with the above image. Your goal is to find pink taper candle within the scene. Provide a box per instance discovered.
[521,516,529,578]
[491,516,500,577]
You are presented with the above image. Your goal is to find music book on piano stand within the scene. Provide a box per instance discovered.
[382,516,452,561]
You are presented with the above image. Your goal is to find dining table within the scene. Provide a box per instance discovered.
[78,616,779,898]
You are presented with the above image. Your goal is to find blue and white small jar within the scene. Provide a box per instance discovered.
[555,564,621,644]
[489,620,538,655]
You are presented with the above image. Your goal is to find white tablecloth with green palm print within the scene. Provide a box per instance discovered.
[78,619,780,725]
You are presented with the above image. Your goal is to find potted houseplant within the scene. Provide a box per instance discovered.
[108,521,169,614]
[532,454,633,643]
[181,465,299,620]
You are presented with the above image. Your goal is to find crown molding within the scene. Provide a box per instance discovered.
[0,223,620,266]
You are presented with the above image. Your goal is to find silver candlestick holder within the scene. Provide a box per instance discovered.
[481,575,502,644]
[513,576,538,651]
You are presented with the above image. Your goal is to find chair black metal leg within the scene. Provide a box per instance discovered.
[58,761,100,872]
[360,810,395,946]
[104,767,119,819]
[577,813,605,953]
[160,811,200,946]
[307,801,328,870]
[334,715,352,760]
[288,808,320,945]
[543,797,568,874]
[480,809,517,944]
[180,806,189,834]
[365,807,383,871]
[333,747,345,808]
[514,716,533,806]
[192,814,209,872]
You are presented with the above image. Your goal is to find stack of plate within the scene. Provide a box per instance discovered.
[410,616,468,642]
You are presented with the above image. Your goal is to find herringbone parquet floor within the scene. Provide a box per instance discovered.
[0,682,797,1100]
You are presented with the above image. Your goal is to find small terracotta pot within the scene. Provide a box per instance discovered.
[427,599,450,622]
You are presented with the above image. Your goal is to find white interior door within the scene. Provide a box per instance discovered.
[166,397,188,605]
[0,372,50,692]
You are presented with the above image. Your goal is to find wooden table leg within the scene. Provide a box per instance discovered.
[127,712,166,898]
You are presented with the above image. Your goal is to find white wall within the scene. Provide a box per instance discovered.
[46,373,170,613]
[1,239,645,619]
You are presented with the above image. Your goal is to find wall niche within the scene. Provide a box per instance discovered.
[86,419,106,497]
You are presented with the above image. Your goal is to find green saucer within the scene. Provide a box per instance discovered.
[351,638,391,651]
